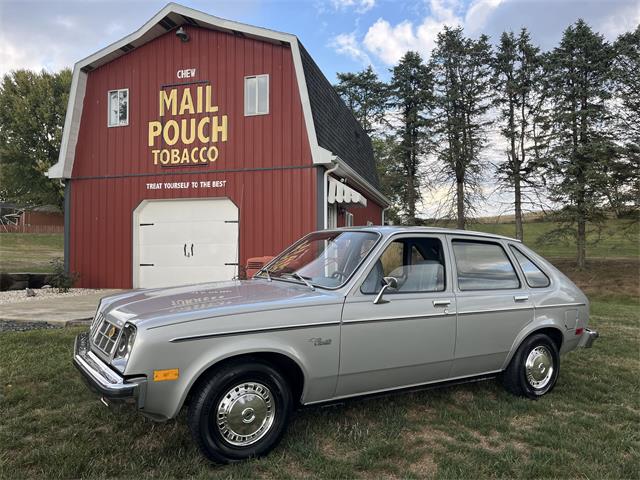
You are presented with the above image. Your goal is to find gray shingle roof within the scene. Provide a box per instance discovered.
[298,43,380,190]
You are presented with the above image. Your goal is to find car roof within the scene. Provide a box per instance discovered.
[328,225,522,243]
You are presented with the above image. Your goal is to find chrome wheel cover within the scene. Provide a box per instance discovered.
[525,345,554,389]
[216,382,275,447]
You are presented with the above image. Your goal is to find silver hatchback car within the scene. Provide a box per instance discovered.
[74,227,598,463]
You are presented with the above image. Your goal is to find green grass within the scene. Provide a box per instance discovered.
[0,233,64,273]
[467,219,639,259]
[1,295,638,479]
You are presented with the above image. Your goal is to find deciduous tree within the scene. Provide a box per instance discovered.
[0,69,71,209]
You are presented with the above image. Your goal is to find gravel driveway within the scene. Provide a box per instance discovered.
[0,288,102,306]
[0,320,61,332]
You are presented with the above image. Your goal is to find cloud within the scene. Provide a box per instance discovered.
[335,0,640,67]
[330,0,376,14]
[330,32,372,65]
[596,1,640,38]
[362,0,463,65]
[464,0,504,34]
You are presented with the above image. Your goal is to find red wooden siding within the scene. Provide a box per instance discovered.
[338,190,383,227]
[70,169,317,288]
[69,26,317,288]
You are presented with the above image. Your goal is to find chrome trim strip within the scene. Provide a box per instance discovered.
[304,369,503,405]
[535,302,586,309]
[170,321,341,343]
[343,311,454,325]
[457,305,532,315]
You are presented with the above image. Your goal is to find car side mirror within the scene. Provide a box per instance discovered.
[374,276,398,305]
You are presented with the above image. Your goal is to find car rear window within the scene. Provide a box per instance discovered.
[452,240,520,291]
[510,245,550,288]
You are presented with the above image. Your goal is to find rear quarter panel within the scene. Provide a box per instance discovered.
[502,244,589,368]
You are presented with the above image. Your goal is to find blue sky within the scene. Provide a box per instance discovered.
[1,0,638,81]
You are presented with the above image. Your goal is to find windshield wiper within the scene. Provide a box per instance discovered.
[286,272,315,291]
[257,266,271,282]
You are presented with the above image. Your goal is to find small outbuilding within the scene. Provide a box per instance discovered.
[48,3,388,288]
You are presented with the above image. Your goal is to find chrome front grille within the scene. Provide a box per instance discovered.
[90,312,104,338]
[91,316,121,357]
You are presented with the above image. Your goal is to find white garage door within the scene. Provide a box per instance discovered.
[133,198,239,288]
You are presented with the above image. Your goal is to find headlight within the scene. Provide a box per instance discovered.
[113,323,136,370]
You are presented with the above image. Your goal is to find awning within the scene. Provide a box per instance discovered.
[327,178,367,207]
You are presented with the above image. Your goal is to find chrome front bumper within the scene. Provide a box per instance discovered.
[73,332,146,407]
[578,328,599,348]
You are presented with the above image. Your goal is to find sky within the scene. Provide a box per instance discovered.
[1,0,637,81]
[0,0,638,216]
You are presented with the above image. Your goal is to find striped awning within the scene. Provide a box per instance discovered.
[327,178,367,207]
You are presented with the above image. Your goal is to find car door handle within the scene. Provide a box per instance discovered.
[514,295,529,302]
[433,300,451,307]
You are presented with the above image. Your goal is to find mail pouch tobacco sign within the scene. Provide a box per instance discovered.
[148,83,228,167]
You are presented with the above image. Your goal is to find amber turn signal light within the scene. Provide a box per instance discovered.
[153,368,179,381]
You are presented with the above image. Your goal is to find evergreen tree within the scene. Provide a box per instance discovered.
[334,66,387,135]
[493,29,546,240]
[610,26,640,217]
[0,69,71,209]
[431,27,493,229]
[544,20,615,268]
[388,51,434,225]
[372,135,403,224]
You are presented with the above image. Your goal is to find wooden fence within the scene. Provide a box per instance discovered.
[0,224,64,233]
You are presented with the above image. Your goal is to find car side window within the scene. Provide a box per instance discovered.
[510,245,550,288]
[361,237,446,294]
[452,240,520,291]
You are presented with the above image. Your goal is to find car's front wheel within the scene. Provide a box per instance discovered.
[187,359,293,463]
[502,333,560,399]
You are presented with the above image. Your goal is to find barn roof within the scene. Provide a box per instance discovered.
[47,2,387,206]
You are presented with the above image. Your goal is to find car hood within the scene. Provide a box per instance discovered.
[98,279,340,328]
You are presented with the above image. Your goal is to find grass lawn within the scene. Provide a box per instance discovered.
[0,233,64,273]
[0,294,638,479]
[468,218,639,259]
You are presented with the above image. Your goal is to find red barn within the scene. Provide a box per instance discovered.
[47,3,388,289]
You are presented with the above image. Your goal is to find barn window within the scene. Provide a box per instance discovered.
[108,89,129,127]
[244,74,269,116]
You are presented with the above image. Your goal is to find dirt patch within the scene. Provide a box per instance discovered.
[509,414,537,432]
[550,258,640,298]
[452,389,474,405]
[409,450,438,478]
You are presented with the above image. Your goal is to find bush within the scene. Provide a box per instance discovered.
[48,258,79,293]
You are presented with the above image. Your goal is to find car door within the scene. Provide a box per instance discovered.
[448,236,534,378]
[335,234,457,398]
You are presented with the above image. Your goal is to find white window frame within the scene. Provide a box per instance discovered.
[244,74,269,116]
[107,88,129,127]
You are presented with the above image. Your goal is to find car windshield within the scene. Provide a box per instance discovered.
[257,231,380,289]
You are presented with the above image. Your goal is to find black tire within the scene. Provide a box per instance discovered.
[502,333,560,399]
[187,359,293,463]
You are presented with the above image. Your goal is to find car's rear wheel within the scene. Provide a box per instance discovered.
[502,333,560,399]
[187,359,292,463]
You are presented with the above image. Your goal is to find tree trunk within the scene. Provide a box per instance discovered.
[576,214,586,270]
[456,180,465,229]
[514,174,523,241]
